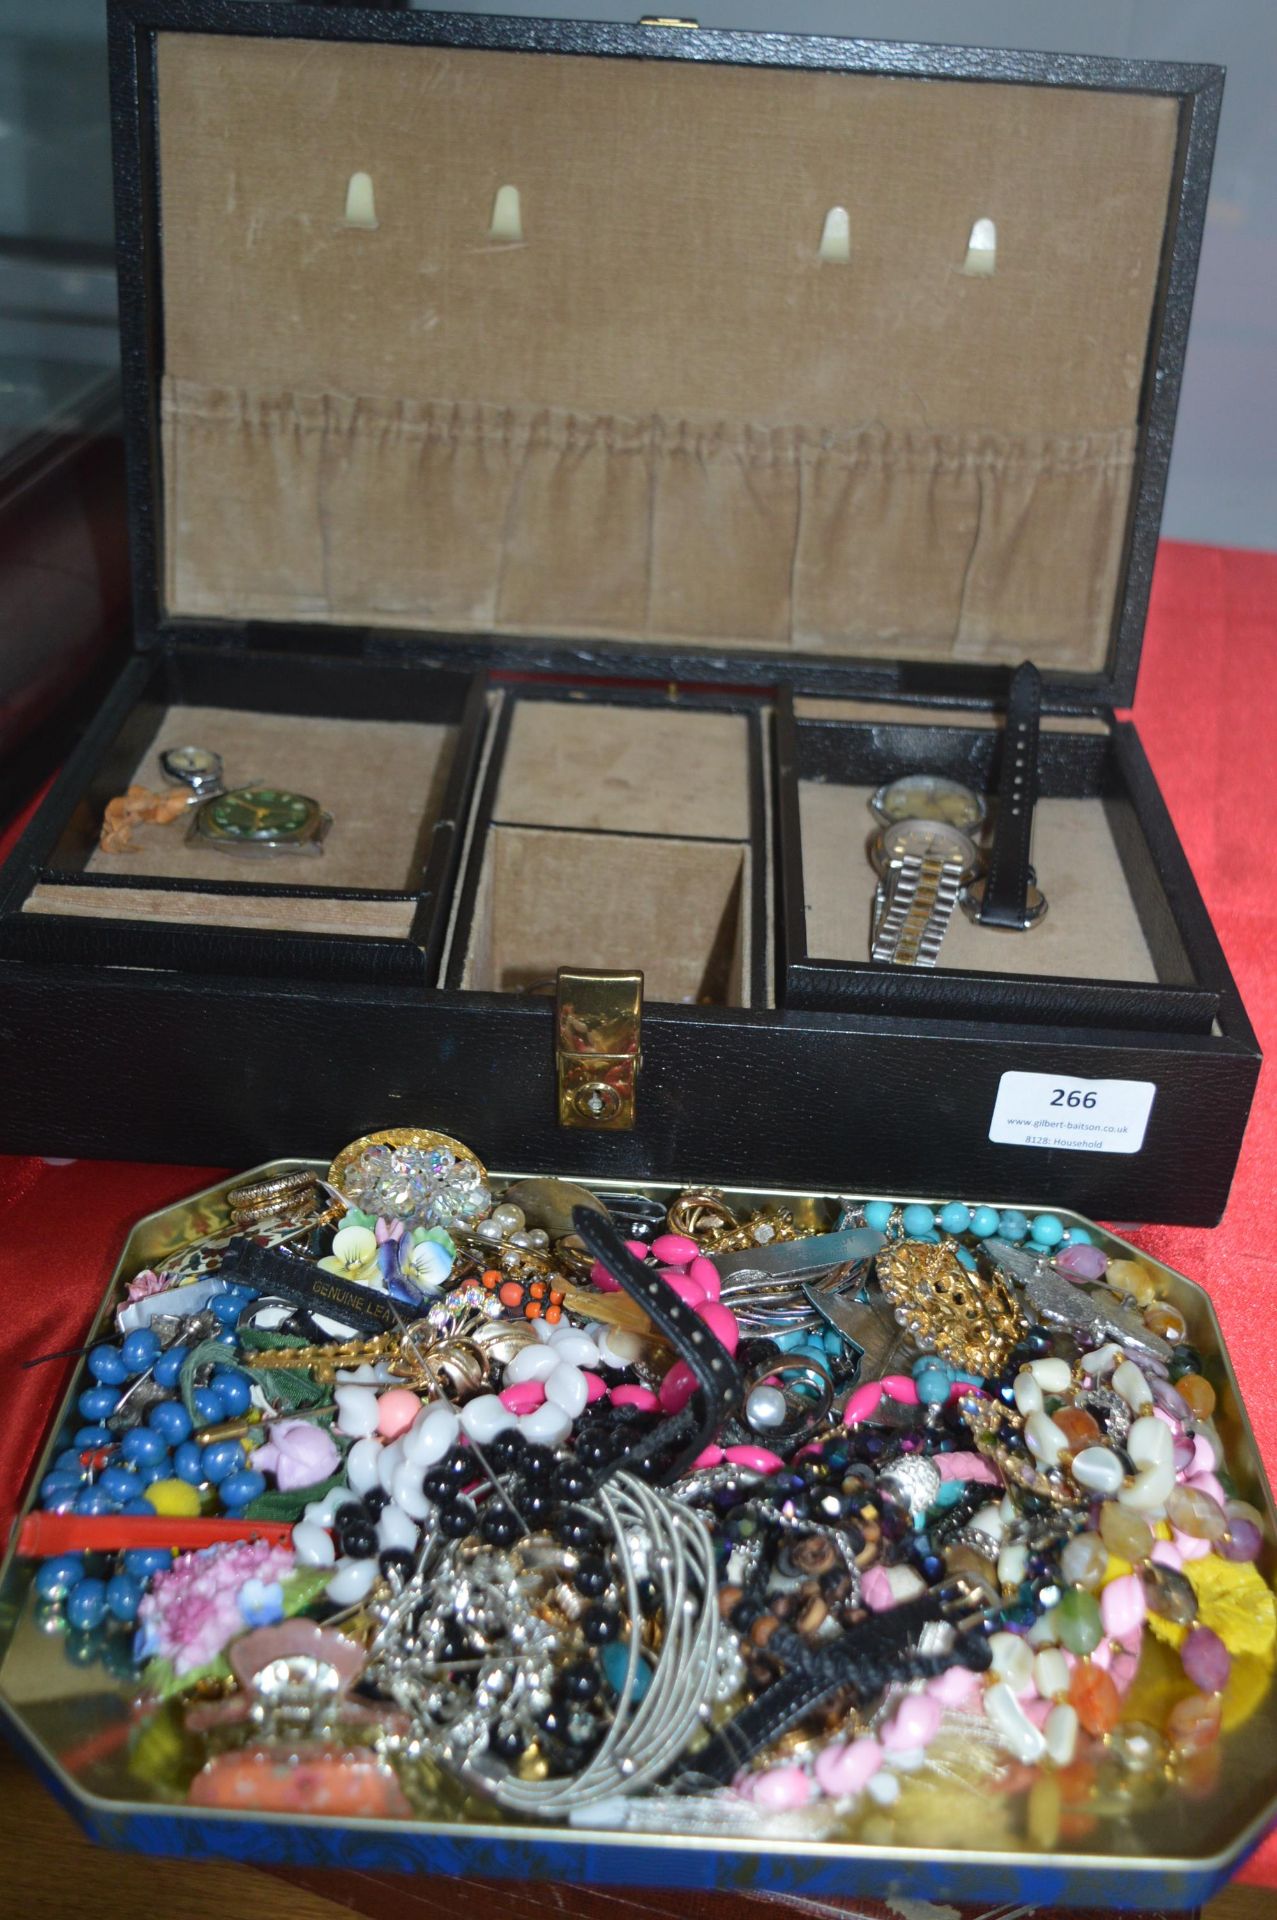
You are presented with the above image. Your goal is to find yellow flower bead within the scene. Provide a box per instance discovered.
[144,1477,202,1518]
[1186,1555,1277,1661]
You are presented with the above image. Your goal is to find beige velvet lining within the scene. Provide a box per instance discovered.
[161,385,1137,665]
[23,885,418,942]
[154,34,1179,669]
[800,782,1156,981]
[458,702,756,1004]
[493,702,751,839]
[460,827,749,1006]
[24,704,456,936]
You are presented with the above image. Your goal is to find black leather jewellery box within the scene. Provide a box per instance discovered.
[0,2,1258,1224]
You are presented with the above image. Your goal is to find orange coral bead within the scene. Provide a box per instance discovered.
[190,1750,411,1818]
[1068,1661,1121,1738]
[524,1301,542,1320]
[1144,1302,1188,1344]
[1058,1811,1099,1844]
[499,1281,526,1309]
[1166,1691,1223,1754]
[1055,1756,1097,1804]
[1176,1373,1217,1420]
[482,1269,500,1291]
[545,1305,562,1324]
[1052,1406,1102,1450]
[1178,1742,1223,1801]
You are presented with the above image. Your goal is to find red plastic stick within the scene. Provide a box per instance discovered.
[15,1510,298,1557]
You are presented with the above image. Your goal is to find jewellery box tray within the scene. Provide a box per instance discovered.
[775,693,1235,1033]
[1,1161,1275,1912]
[0,2,1260,1226]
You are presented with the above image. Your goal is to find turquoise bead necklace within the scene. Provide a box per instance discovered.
[856,1197,1091,1251]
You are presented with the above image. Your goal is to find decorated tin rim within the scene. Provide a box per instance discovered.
[2,1161,1275,1912]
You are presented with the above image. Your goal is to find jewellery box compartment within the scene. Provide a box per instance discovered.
[0,642,487,980]
[443,688,768,1008]
[777,695,1227,1033]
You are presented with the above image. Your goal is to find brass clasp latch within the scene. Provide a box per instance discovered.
[555,968,643,1131]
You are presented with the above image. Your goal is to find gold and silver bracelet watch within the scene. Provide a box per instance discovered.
[869,818,982,968]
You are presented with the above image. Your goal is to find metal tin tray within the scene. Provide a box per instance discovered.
[2,1161,1275,1910]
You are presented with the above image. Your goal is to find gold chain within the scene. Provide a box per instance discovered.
[666,1187,809,1254]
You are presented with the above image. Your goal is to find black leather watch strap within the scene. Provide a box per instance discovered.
[219,1237,405,1334]
[679,1657,835,1785]
[673,1593,992,1785]
[978,660,1042,928]
[571,1206,744,1486]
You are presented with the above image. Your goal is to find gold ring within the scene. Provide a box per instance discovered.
[226,1169,318,1213]
[229,1197,320,1233]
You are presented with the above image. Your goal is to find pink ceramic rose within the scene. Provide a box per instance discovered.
[126,1268,168,1302]
[254,1418,340,1492]
[136,1539,296,1674]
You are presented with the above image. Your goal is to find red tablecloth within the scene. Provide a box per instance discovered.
[2,537,1275,1885]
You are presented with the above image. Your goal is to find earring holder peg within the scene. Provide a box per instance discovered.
[343,171,378,230]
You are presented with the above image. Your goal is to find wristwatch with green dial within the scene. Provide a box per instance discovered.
[187,783,331,857]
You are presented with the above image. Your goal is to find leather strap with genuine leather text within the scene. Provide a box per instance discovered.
[219,1237,404,1334]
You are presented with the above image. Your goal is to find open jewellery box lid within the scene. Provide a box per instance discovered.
[109,1,1222,710]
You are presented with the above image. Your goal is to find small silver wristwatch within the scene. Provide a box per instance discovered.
[159,744,226,800]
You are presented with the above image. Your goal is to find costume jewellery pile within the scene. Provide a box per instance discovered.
[20,1128,1273,1846]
